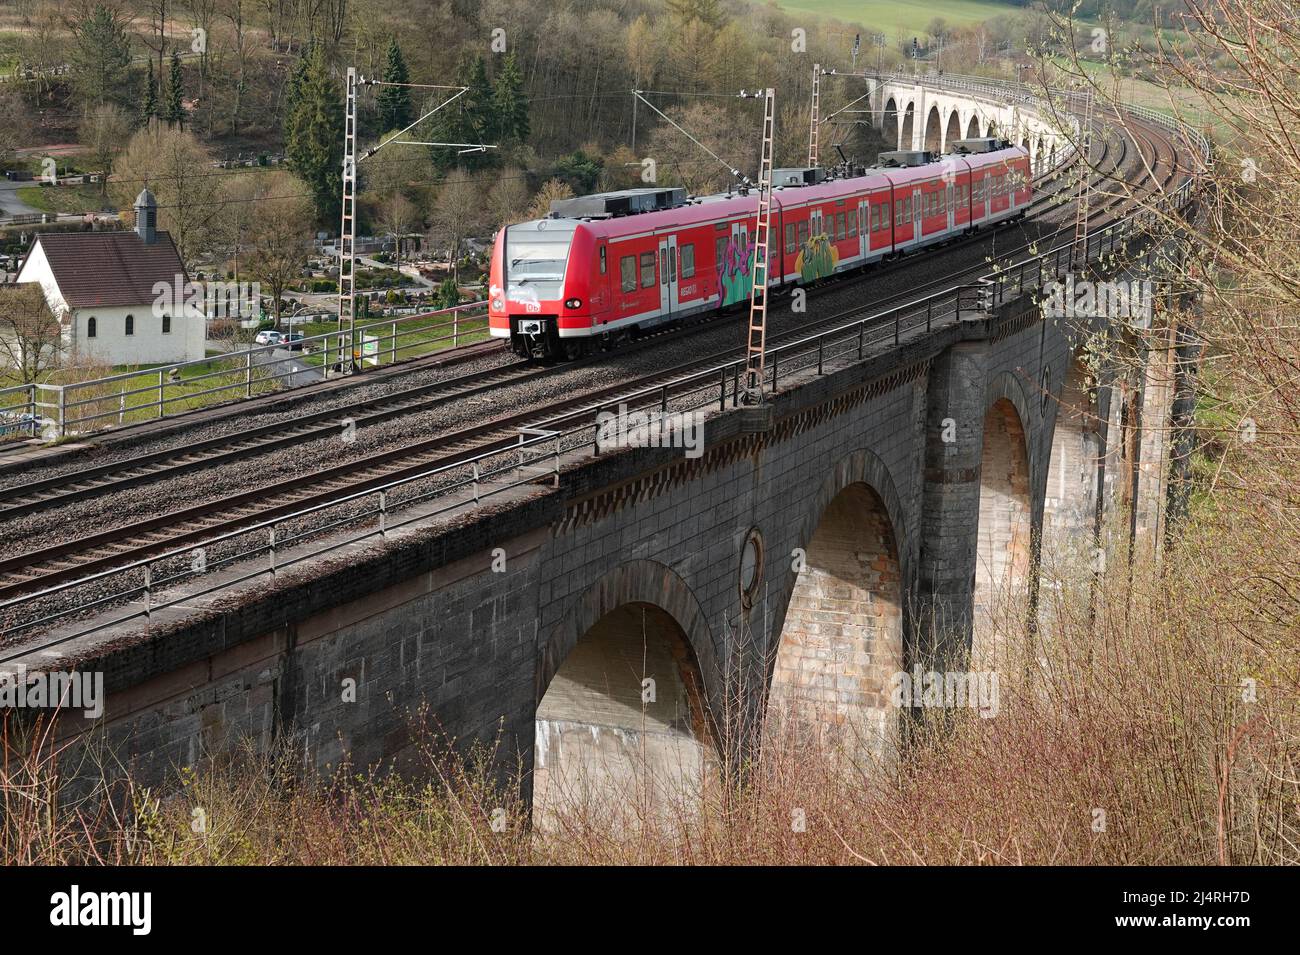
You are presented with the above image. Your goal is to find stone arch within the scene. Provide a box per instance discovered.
[924,104,943,152]
[881,96,899,151]
[900,101,916,151]
[973,379,1034,672]
[767,449,907,764]
[536,560,719,830]
[966,113,981,140]
[944,109,962,152]
[540,558,716,704]
[1039,358,1103,603]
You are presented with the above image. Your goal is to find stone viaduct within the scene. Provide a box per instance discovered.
[870,72,1075,172]
[9,79,1186,827]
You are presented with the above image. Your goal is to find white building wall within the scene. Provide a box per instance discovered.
[15,240,205,368]
[68,304,206,366]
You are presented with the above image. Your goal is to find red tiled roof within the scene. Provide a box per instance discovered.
[24,231,189,310]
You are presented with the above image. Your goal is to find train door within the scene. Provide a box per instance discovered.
[912,187,921,245]
[657,237,672,315]
[730,220,751,285]
[858,199,869,259]
[659,234,680,312]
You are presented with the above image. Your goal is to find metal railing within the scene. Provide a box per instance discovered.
[0,206,1193,651]
[21,301,489,439]
[0,86,1210,652]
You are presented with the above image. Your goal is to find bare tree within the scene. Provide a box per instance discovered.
[110,126,224,265]
[486,174,530,229]
[0,90,35,170]
[81,102,131,196]
[430,177,482,283]
[245,172,313,327]
[0,285,63,383]
[375,192,418,270]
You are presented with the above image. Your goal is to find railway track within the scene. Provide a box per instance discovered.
[0,110,1186,619]
[0,129,1111,521]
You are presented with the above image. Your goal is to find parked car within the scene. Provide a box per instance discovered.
[254,330,284,346]
[0,412,52,438]
[283,332,306,351]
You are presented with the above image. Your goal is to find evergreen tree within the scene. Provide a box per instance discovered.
[165,51,184,129]
[431,56,495,172]
[140,62,158,128]
[376,39,413,133]
[492,51,529,149]
[666,0,724,30]
[285,46,345,225]
[282,45,313,142]
[71,3,133,108]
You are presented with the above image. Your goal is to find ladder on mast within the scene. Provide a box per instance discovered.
[337,67,359,374]
[807,65,821,167]
[743,88,775,403]
[1072,88,1095,270]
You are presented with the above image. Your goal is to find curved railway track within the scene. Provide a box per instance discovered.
[0,109,1189,632]
[0,125,1118,521]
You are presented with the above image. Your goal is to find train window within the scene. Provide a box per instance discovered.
[668,246,676,283]
[641,251,656,288]
[895,200,903,225]
[835,212,845,240]
[870,206,878,232]
[620,256,637,293]
[599,246,606,274]
[797,220,808,246]
[785,223,796,254]
[883,204,890,228]
[681,244,695,279]
[848,209,857,238]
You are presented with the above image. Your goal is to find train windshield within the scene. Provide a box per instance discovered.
[506,235,571,285]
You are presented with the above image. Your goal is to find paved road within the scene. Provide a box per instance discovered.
[267,348,324,387]
[0,180,40,217]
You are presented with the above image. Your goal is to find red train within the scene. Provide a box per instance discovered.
[489,138,1031,359]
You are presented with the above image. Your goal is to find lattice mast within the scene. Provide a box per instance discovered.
[743,88,776,403]
[337,67,359,374]
[807,64,821,167]
[337,71,491,375]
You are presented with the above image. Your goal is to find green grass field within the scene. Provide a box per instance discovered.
[776,0,1018,35]
[1,311,492,435]
[16,184,110,215]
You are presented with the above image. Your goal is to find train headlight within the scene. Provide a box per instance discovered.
[491,297,504,311]
[564,298,582,309]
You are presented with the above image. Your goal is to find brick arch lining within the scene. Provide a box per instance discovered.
[765,449,909,760]
[1042,356,1102,568]
[539,558,717,707]
[974,377,1035,669]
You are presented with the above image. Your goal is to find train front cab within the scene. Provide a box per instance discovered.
[490,218,599,359]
